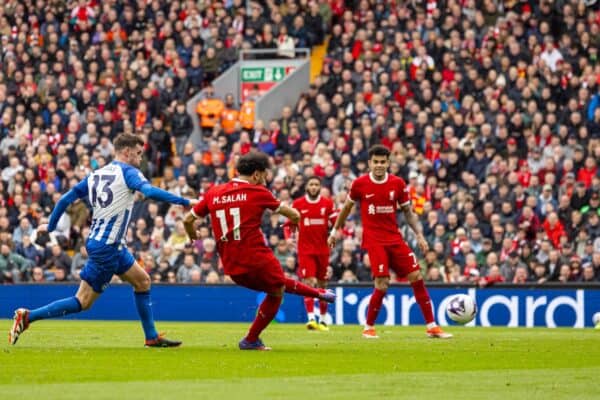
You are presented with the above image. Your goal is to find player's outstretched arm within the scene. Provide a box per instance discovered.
[328,199,354,248]
[276,204,300,224]
[48,178,88,232]
[400,203,429,253]
[123,165,191,206]
[139,184,190,206]
[183,211,198,241]
[183,197,209,241]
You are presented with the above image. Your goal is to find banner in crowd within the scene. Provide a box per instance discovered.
[0,285,598,328]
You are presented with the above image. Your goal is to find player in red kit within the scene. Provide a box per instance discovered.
[290,177,336,331]
[328,145,452,339]
[184,152,335,350]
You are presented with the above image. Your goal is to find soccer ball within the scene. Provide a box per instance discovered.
[593,312,600,327]
[446,294,477,324]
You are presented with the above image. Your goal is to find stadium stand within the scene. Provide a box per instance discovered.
[0,0,599,286]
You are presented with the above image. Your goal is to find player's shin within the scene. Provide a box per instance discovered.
[134,291,159,340]
[284,278,321,298]
[28,296,82,322]
[366,288,386,326]
[411,279,435,325]
[319,298,328,320]
[304,297,315,321]
[246,294,282,342]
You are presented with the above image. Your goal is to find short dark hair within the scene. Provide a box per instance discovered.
[114,134,144,152]
[305,176,321,186]
[368,144,390,159]
[236,151,270,175]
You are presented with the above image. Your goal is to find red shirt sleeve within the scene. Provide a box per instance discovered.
[348,179,360,202]
[192,194,209,217]
[398,178,410,206]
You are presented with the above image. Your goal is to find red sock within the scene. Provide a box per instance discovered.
[285,278,321,298]
[366,288,386,326]
[411,279,435,324]
[304,297,315,314]
[246,294,282,342]
[319,297,328,316]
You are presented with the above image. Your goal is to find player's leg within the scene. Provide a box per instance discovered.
[394,245,452,339]
[284,278,335,302]
[242,285,284,350]
[298,254,319,329]
[363,246,390,339]
[232,263,285,350]
[316,253,331,330]
[119,253,182,347]
[405,269,452,338]
[9,260,103,345]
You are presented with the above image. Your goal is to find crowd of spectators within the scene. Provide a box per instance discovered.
[0,0,599,286]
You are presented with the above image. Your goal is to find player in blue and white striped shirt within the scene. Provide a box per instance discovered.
[9,134,196,347]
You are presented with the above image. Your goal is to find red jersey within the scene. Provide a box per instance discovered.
[292,195,336,255]
[192,178,281,275]
[348,173,410,248]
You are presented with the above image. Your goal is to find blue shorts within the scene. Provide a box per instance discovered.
[80,240,135,293]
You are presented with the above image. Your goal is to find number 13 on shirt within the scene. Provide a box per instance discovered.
[215,207,241,241]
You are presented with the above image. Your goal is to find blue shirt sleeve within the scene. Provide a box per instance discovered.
[122,164,150,191]
[48,177,89,232]
[122,163,189,205]
[139,184,190,206]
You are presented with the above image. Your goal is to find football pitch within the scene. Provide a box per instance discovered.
[0,321,597,400]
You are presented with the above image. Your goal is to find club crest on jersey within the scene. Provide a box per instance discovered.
[389,190,395,200]
[320,207,326,215]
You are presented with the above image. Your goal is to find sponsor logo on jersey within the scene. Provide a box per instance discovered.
[304,218,326,226]
[367,205,395,214]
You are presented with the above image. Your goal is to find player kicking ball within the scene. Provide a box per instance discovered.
[289,177,337,331]
[328,145,452,339]
[184,151,335,350]
[9,134,196,347]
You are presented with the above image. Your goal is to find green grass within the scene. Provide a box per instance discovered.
[0,321,598,400]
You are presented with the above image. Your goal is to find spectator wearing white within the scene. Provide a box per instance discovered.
[277,25,295,58]
[97,136,114,159]
[540,35,563,72]
[0,127,18,156]
[2,156,23,188]
[538,184,558,218]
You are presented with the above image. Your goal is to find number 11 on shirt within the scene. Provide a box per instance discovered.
[215,207,241,241]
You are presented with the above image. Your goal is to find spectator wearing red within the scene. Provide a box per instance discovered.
[577,157,597,189]
[544,212,567,249]
[479,265,505,287]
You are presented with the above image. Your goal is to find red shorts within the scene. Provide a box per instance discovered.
[366,242,419,278]
[229,255,286,293]
[297,253,329,281]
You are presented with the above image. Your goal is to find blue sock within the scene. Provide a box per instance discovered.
[29,297,82,322]
[134,291,158,340]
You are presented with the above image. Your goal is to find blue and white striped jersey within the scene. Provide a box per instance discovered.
[48,160,189,247]
[71,161,149,246]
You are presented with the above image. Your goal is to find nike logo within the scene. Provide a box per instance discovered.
[301,210,309,214]
[366,194,375,198]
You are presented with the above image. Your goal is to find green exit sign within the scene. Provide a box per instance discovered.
[241,67,286,82]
